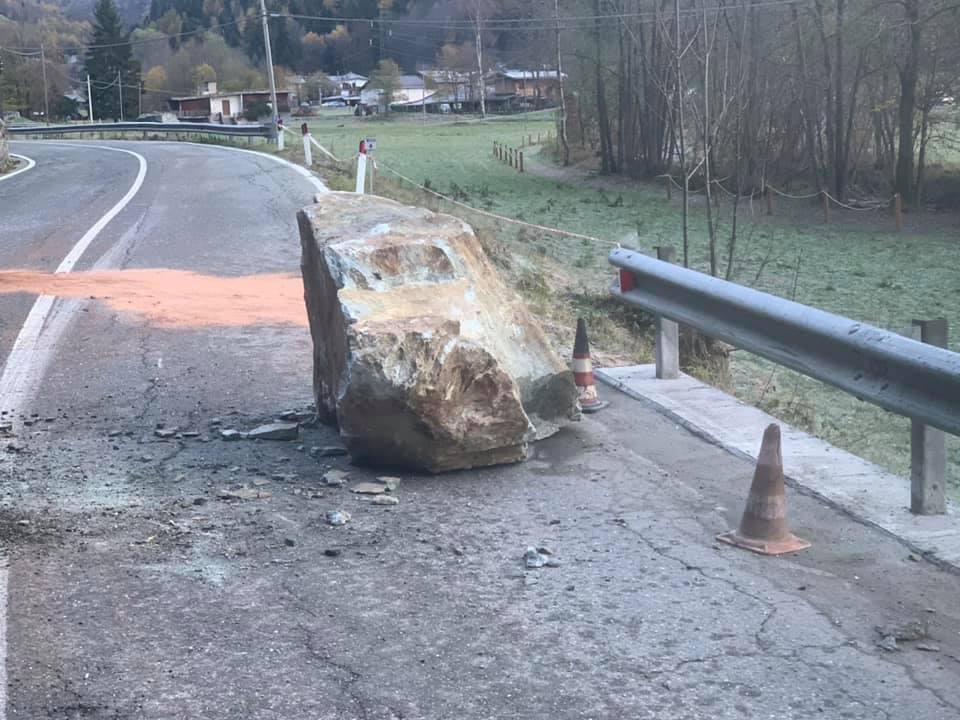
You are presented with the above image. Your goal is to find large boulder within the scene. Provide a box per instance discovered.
[299,192,578,473]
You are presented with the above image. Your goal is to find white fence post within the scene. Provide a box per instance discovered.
[355,152,367,194]
[301,122,312,167]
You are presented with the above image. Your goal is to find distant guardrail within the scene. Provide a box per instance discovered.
[609,245,960,515]
[8,122,272,140]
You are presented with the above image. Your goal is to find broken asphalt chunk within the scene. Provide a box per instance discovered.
[246,422,299,441]
[351,482,386,495]
[325,510,351,526]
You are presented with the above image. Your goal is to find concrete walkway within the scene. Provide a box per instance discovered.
[597,364,960,572]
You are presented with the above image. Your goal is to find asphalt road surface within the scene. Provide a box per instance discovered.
[1,140,959,720]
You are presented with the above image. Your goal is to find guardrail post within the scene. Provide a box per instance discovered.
[653,246,680,380]
[910,318,948,515]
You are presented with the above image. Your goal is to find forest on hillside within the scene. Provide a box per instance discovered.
[3,0,960,218]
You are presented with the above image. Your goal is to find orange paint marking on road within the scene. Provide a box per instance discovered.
[0,269,308,328]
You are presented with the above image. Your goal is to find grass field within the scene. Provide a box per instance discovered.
[302,109,960,493]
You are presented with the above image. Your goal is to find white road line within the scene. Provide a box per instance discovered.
[0,564,8,717]
[0,144,145,720]
[0,154,36,183]
[0,145,147,424]
[174,141,329,193]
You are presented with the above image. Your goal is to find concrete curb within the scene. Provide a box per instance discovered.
[596,364,960,573]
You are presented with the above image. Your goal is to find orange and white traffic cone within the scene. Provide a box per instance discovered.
[573,318,608,414]
[717,423,810,555]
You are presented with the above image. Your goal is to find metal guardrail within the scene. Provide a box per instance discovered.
[8,122,272,139]
[609,246,960,514]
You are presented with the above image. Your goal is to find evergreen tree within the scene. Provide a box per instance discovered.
[85,0,142,120]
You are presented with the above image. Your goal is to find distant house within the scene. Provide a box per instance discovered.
[487,69,562,109]
[360,74,427,110]
[328,72,367,104]
[168,82,291,121]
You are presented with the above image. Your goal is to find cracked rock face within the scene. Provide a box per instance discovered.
[298,192,578,473]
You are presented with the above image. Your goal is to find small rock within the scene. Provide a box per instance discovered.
[296,445,305,452]
[252,478,271,486]
[322,470,349,487]
[247,422,299,441]
[377,476,401,491]
[371,495,399,506]
[324,548,341,557]
[351,482,386,495]
[916,643,940,652]
[219,486,272,500]
[192,497,207,506]
[139,455,153,462]
[878,636,899,652]
[875,621,927,642]
[325,510,351,526]
[908,553,920,562]
[154,429,176,439]
[536,546,553,556]
[180,431,201,439]
[452,546,465,556]
[524,547,548,569]
[279,410,314,422]
[271,473,297,482]
[220,429,243,441]
[15,519,29,526]
[315,445,349,458]
[209,417,223,426]
[284,538,296,547]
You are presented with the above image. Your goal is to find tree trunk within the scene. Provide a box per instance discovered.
[555,0,571,165]
[894,0,920,205]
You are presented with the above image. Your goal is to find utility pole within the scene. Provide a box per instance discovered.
[87,74,94,123]
[473,10,486,118]
[553,0,570,164]
[118,70,124,121]
[259,0,281,147]
[40,44,50,124]
[138,81,142,117]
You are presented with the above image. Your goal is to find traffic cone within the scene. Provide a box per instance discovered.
[572,318,608,414]
[717,423,810,555]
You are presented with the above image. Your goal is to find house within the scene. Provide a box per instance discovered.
[168,81,292,121]
[360,75,428,111]
[487,69,563,109]
[328,72,367,103]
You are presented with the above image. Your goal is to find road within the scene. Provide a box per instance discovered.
[1,140,959,719]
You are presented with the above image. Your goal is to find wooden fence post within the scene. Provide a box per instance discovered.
[519,151,524,172]
[894,192,903,231]
[910,318,948,515]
